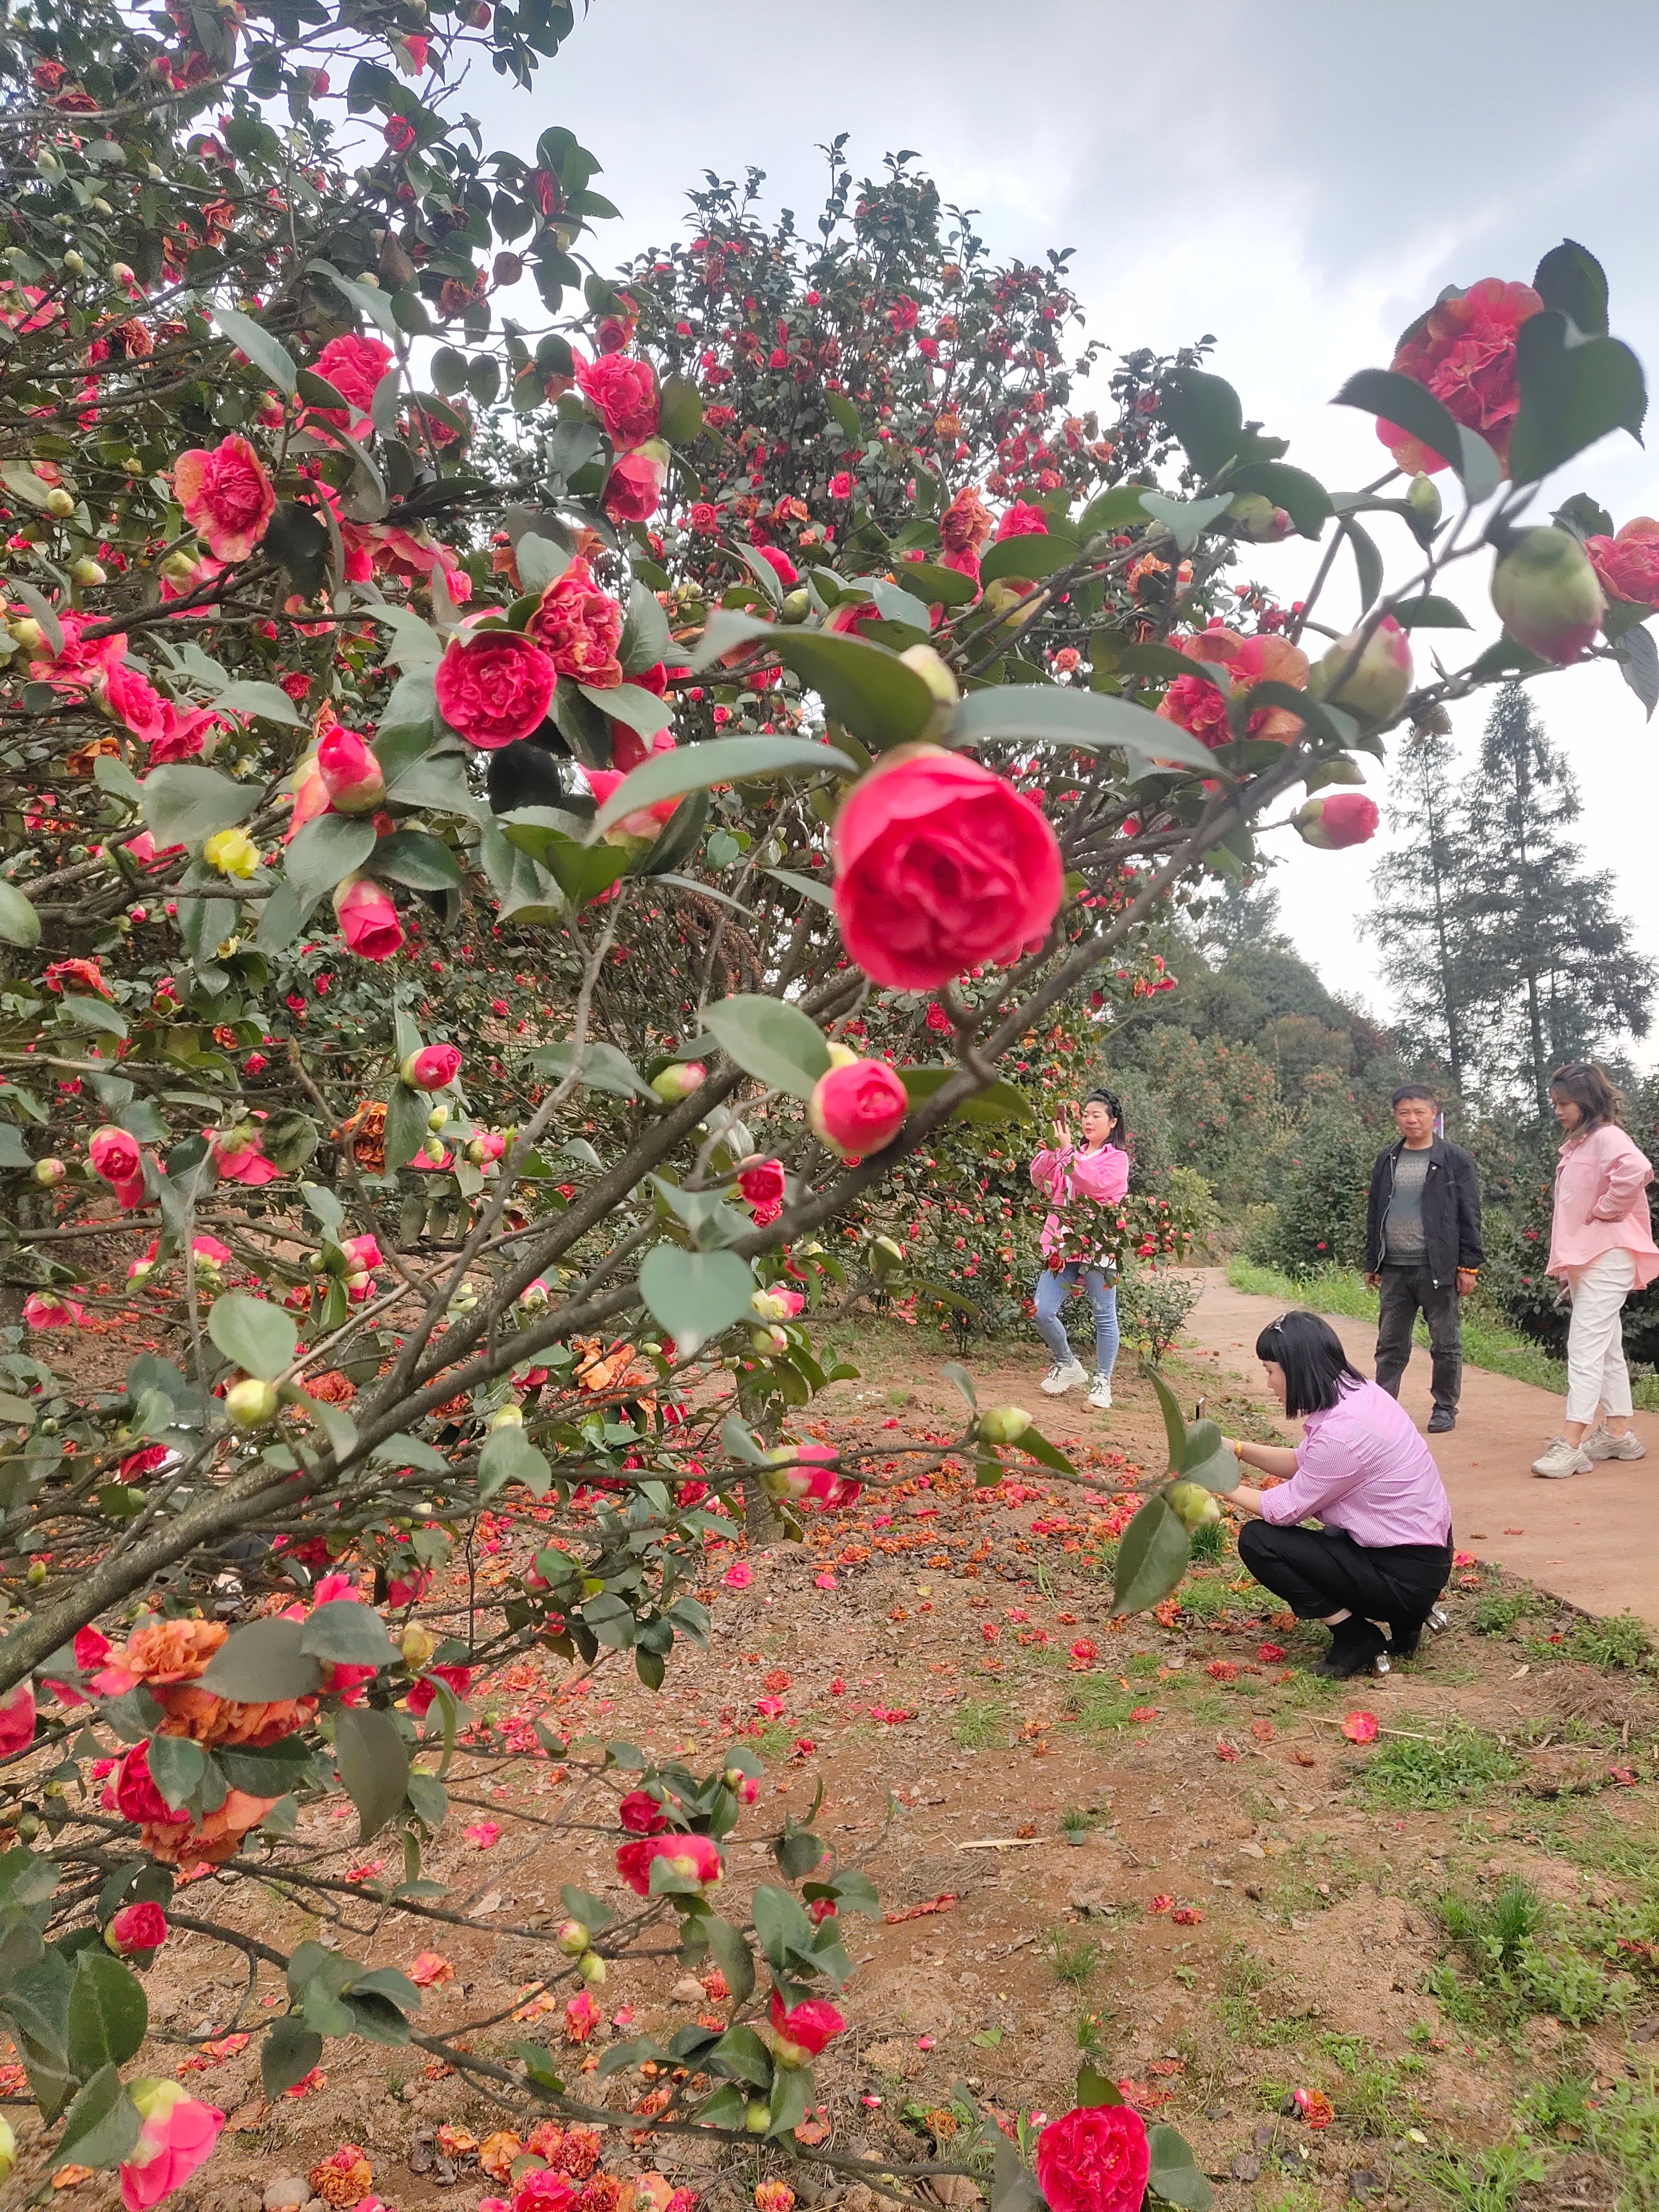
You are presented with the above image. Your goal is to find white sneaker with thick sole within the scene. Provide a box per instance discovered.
[1531,1436,1594,1479]
[1041,1359,1087,1397]
[1087,1373,1113,1410]
[1585,1427,1647,1462]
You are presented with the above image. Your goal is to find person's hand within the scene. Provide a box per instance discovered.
[1364,1272,1381,1290]
[1456,1268,1478,1298]
[1052,1118,1072,1150]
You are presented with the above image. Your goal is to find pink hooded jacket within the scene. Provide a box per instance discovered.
[1029,1141,1130,1265]
[1547,1121,1659,1286]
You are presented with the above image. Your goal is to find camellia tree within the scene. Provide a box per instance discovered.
[0,0,1655,2196]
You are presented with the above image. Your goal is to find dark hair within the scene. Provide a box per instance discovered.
[1548,1062,1622,1131]
[1391,1084,1437,1109]
[1254,1310,1364,1418]
[1082,1087,1127,1148]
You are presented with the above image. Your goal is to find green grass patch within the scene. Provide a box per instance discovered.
[1358,1720,1521,1809]
[953,1696,1013,1751]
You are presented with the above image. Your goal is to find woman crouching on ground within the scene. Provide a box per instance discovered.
[1028,1087,1130,1410]
[1221,1310,1452,1679]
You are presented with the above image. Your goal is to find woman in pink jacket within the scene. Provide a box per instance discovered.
[1028,1087,1131,1409]
[1531,1063,1658,1479]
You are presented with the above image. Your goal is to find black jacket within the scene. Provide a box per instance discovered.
[1364,1136,1484,1285]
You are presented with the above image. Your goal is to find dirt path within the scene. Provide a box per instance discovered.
[1181,1268,1659,1629]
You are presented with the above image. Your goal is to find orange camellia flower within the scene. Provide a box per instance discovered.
[1376,276,1543,475]
[479,2131,525,2181]
[95,1617,318,1747]
[407,1950,454,1987]
[140,1786,280,1865]
[1155,627,1311,749]
[1585,516,1659,611]
[309,2145,374,2207]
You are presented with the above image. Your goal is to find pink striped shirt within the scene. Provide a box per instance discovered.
[1256,1376,1451,1548]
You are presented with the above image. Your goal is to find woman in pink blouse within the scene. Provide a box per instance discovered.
[1530,1063,1657,1479]
[1222,1310,1452,1678]
[1028,1087,1130,1410]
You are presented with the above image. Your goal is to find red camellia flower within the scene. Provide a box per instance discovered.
[769,1988,846,2063]
[527,557,624,688]
[332,874,404,962]
[435,629,557,748]
[603,447,664,522]
[400,1043,462,1091]
[614,1831,722,1897]
[1034,2103,1152,2212]
[1156,628,1311,749]
[173,435,276,562]
[312,332,396,416]
[737,1157,787,1210]
[1293,789,1380,850]
[109,1740,190,1828]
[107,1900,170,1958]
[0,1679,35,1756]
[317,724,385,812]
[832,746,1063,989]
[574,351,659,450]
[89,1124,142,1187]
[809,1058,909,1160]
[383,114,416,153]
[996,500,1049,540]
[1376,276,1543,475]
[617,1788,669,1835]
[1585,516,1659,609]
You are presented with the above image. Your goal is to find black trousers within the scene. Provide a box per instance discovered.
[1374,1262,1463,1417]
[1238,1520,1452,1630]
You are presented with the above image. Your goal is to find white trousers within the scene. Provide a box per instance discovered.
[1565,1246,1636,1425]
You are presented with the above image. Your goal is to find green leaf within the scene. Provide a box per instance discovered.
[1508,310,1647,485]
[529,1037,650,1099]
[212,678,305,726]
[66,1951,148,2076]
[690,611,936,748]
[898,560,980,607]
[1347,519,1384,613]
[580,679,673,737]
[978,533,1079,586]
[500,811,628,905]
[212,302,298,394]
[1139,490,1234,552]
[1147,2121,1214,2210]
[300,1600,399,1669]
[764,867,834,909]
[370,828,462,891]
[702,995,830,1101]
[383,1081,427,1175]
[1333,368,1502,498]
[515,531,571,595]
[284,813,378,913]
[1161,367,1243,477]
[768,2062,811,2138]
[1392,594,1471,630]
[1616,621,1659,722]
[335,1706,410,1842]
[59,993,127,1040]
[57,2062,142,2170]
[1178,1418,1225,1475]
[207,1291,297,1381]
[0,879,41,949]
[478,1423,552,1500]
[1078,484,1156,538]
[366,602,444,671]
[1223,461,1333,537]
[1076,2062,1123,2107]
[896,1068,1032,1126]
[659,372,704,444]
[1012,1424,1075,1476]
[827,391,862,440]
[704,1916,755,2005]
[949,685,1216,776]
[1109,1493,1191,1616]
[638,1246,754,1358]
[200,1616,325,1701]
[1182,1440,1241,1493]
[140,764,252,851]
[1533,238,1609,337]
[261,2015,324,2099]
[590,734,855,838]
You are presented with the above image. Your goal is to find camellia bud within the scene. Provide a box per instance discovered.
[744,2101,771,2136]
[518,1278,550,1311]
[422,1134,448,1164]
[317,724,386,814]
[32,1157,65,1186]
[1406,472,1442,529]
[1491,527,1605,663]
[982,577,1040,627]
[650,1061,706,1104]
[71,556,106,587]
[203,827,260,880]
[899,641,960,706]
[1166,1479,1222,1532]
[400,1623,437,1667]
[556,1918,589,1955]
[780,588,810,622]
[427,1105,450,1132]
[45,487,76,519]
[749,1324,788,1356]
[1293,790,1380,851]
[809,1057,909,1160]
[978,1405,1032,1446]
[1307,614,1413,723]
[1228,493,1291,543]
[224,1376,280,1429]
[9,616,43,650]
[870,1234,904,1276]
[578,1949,607,1985]
[489,1404,524,1430]
[0,2111,14,2183]
[400,1042,462,1091]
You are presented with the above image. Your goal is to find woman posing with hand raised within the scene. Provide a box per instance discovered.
[1028,1087,1130,1410]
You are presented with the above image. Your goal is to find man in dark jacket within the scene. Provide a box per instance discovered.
[1363,1084,1483,1434]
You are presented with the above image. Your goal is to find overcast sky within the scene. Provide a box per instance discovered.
[466,1,1659,1040]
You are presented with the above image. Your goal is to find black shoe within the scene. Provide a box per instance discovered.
[1316,1617,1389,1679]
[1387,1617,1426,1661]
[1427,1410,1457,1434]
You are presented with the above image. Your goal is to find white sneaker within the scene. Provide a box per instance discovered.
[1531,1436,1594,1479]
[1087,1373,1113,1410]
[1585,1427,1647,1462]
[1041,1359,1087,1397]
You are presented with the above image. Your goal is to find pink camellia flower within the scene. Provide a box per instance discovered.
[400,1042,462,1091]
[575,351,659,449]
[89,1124,143,1189]
[407,1663,471,1716]
[995,501,1049,541]
[757,545,800,588]
[1341,1711,1380,1744]
[435,628,557,748]
[584,764,679,843]
[1034,2103,1150,2212]
[173,434,277,561]
[0,1679,36,1757]
[738,1156,787,1214]
[769,1988,846,2064]
[614,1830,722,1897]
[723,1561,753,1590]
[340,1232,383,1277]
[285,747,332,840]
[312,332,396,419]
[1376,276,1543,476]
[24,1291,87,1330]
[118,2079,225,2212]
[809,1058,909,1160]
[604,446,665,523]
[210,1126,280,1186]
[148,700,222,766]
[1156,627,1312,749]
[317,724,385,813]
[1293,790,1381,850]
[103,658,168,744]
[333,873,404,961]
[1585,516,1659,610]
[832,747,1063,990]
[527,556,625,688]
[618,1788,669,1835]
[107,1901,170,1959]
[611,720,675,775]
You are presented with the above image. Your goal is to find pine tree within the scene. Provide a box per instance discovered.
[1364,723,1480,1099]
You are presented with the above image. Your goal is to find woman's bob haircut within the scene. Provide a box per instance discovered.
[1254,1308,1364,1419]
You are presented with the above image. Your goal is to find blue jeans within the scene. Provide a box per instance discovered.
[1033,1263,1119,1376]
